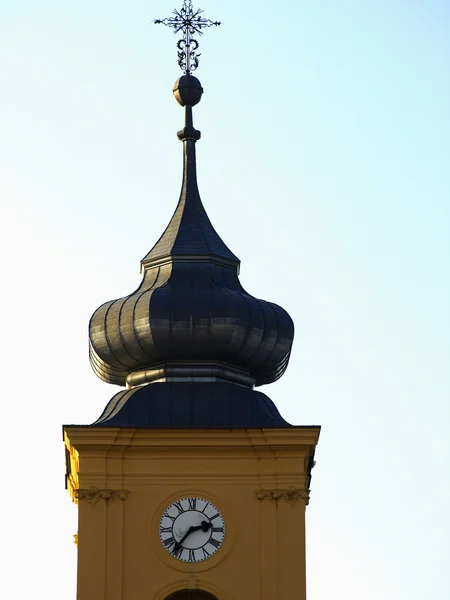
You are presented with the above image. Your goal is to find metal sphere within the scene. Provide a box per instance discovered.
[173,75,203,106]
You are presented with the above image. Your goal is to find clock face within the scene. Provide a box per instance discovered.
[159,497,225,562]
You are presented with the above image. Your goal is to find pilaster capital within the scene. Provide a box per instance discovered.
[75,487,130,507]
[255,487,310,505]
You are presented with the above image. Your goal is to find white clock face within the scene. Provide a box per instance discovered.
[159,497,225,562]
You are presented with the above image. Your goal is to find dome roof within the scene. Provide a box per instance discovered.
[91,382,294,428]
[89,76,294,390]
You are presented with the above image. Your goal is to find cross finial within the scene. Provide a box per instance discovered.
[154,1,221,75]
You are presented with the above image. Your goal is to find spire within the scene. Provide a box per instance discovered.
[89,71,293,390]
[140,75,239,272]
[87,3,295,427]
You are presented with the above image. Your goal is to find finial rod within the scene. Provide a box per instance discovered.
[173,75,203,141]
[154,0,221,75]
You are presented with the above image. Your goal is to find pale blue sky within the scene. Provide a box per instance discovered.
[1,1,449,599]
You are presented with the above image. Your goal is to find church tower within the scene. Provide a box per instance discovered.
[64,4,320,599]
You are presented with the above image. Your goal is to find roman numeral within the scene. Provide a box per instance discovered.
[172,544,183,559]
[210,512,220,520]
[162,512,175,522]
[201,501,210,513]
[188,498,197,510]
[201,547,211,559]
[162,536,175,548]
[173,500,184,514]
[188,550,195,562]
[209,537,221,548]
[212,526,224,534]
[160,526,172,533]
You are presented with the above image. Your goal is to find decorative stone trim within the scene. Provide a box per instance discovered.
[75,487,130,507]
[255,487,310,505]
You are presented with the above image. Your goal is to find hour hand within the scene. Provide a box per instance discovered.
[185,520,211,537]
[199,520,212,532]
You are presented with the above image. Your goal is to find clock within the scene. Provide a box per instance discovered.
[159,497,225,562]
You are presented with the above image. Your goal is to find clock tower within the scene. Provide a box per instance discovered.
[63,4,320,599]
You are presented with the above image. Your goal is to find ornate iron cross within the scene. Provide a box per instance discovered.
[154,0,221,75]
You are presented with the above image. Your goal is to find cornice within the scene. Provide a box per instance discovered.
[255,487,310,506]
[63,426,321,450]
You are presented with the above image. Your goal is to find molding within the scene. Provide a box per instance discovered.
[255,487,310,505]
[63,426,321,449]
[154,579,233,600]
[75,487,130,507]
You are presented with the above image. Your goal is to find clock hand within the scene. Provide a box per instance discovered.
[178,526,195,546]
[173,521,212,552]
[186,520,211,536]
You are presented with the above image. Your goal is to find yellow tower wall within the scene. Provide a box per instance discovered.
[64,426,320,600]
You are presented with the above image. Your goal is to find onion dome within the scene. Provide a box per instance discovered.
[89,75,294,394]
